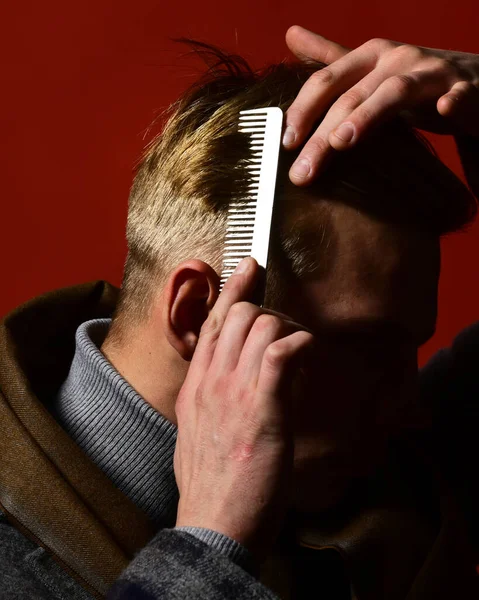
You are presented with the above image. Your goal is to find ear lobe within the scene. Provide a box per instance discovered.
[163,261,219,361]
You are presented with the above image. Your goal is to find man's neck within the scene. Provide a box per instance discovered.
[101,324,187,425]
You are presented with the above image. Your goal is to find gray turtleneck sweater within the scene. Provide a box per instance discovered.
[53,318,253,570]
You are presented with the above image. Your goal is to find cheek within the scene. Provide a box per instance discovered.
[375,354,421,429]
[292,347,419,435]
[291,363,374,439]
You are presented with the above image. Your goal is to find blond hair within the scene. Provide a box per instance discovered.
[110,41,477,339]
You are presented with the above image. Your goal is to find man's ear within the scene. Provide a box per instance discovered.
[163,259,220,361]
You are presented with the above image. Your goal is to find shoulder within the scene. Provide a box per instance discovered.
[419,324,479,552]
[420,320,479,405]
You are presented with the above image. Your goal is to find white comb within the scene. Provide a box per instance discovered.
[219,107,283,303]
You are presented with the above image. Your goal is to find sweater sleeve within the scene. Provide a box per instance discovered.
[106,528,279,600]
[174,526,254,572]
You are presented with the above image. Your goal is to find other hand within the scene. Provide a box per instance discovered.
[284,25,479,184]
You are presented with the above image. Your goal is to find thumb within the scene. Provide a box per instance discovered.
[285,25,350,65]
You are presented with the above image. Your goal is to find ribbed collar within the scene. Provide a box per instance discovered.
[53,319,179,526]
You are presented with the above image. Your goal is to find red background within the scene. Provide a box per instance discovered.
[1,0,478,365]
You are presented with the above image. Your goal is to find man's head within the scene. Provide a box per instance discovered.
[104,42,476,512]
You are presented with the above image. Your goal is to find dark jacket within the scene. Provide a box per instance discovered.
[1,281,478,599]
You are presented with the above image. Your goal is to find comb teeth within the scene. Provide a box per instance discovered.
[219,107,283,295]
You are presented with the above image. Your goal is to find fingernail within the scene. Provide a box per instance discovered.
[235,258,250,273]
[282,125,296,147]
[291,158,311,180]
[334,122,355,143]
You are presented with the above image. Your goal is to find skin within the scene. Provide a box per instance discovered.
[102,193,440,524]
[276,202,439,513]
[283,26,479,184]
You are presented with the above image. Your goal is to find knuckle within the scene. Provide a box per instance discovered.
[451,60,474,82]
[254,313,283,334]
[369,37,386,46]
[200,313,221,339]
[366,37,394,53]
[195,380,209,406]
[210,381,229,407]
[237,385,255,405]
[287,103,308,122]
[430,55,455,75]
[310,67,335,87]
[227,302,260,332]
[393,43,424,62]
[459,80,477,93]
[354,104,374,126]
[264,340,289,367]
[305,135,329,157]
[337,89,364,111]
[228,301,254,320]
[388,73,416,97]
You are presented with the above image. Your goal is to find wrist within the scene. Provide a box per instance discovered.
[174,526,259,575]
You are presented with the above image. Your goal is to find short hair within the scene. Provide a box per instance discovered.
[110,40,477,338]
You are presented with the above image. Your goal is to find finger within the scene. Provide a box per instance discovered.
[285,25,350,65]
[437,80,474,117]
[235,315,309,388]
[257,308,314,334]
[209,302,261,374]
[327,70,450,151]
[291,69,448,183]
[186,258,259,388]
[287,57,386,183]
[437,81,479,136]
[283,47,378,153]
[211,302,314,374]
[255,330,315,429]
